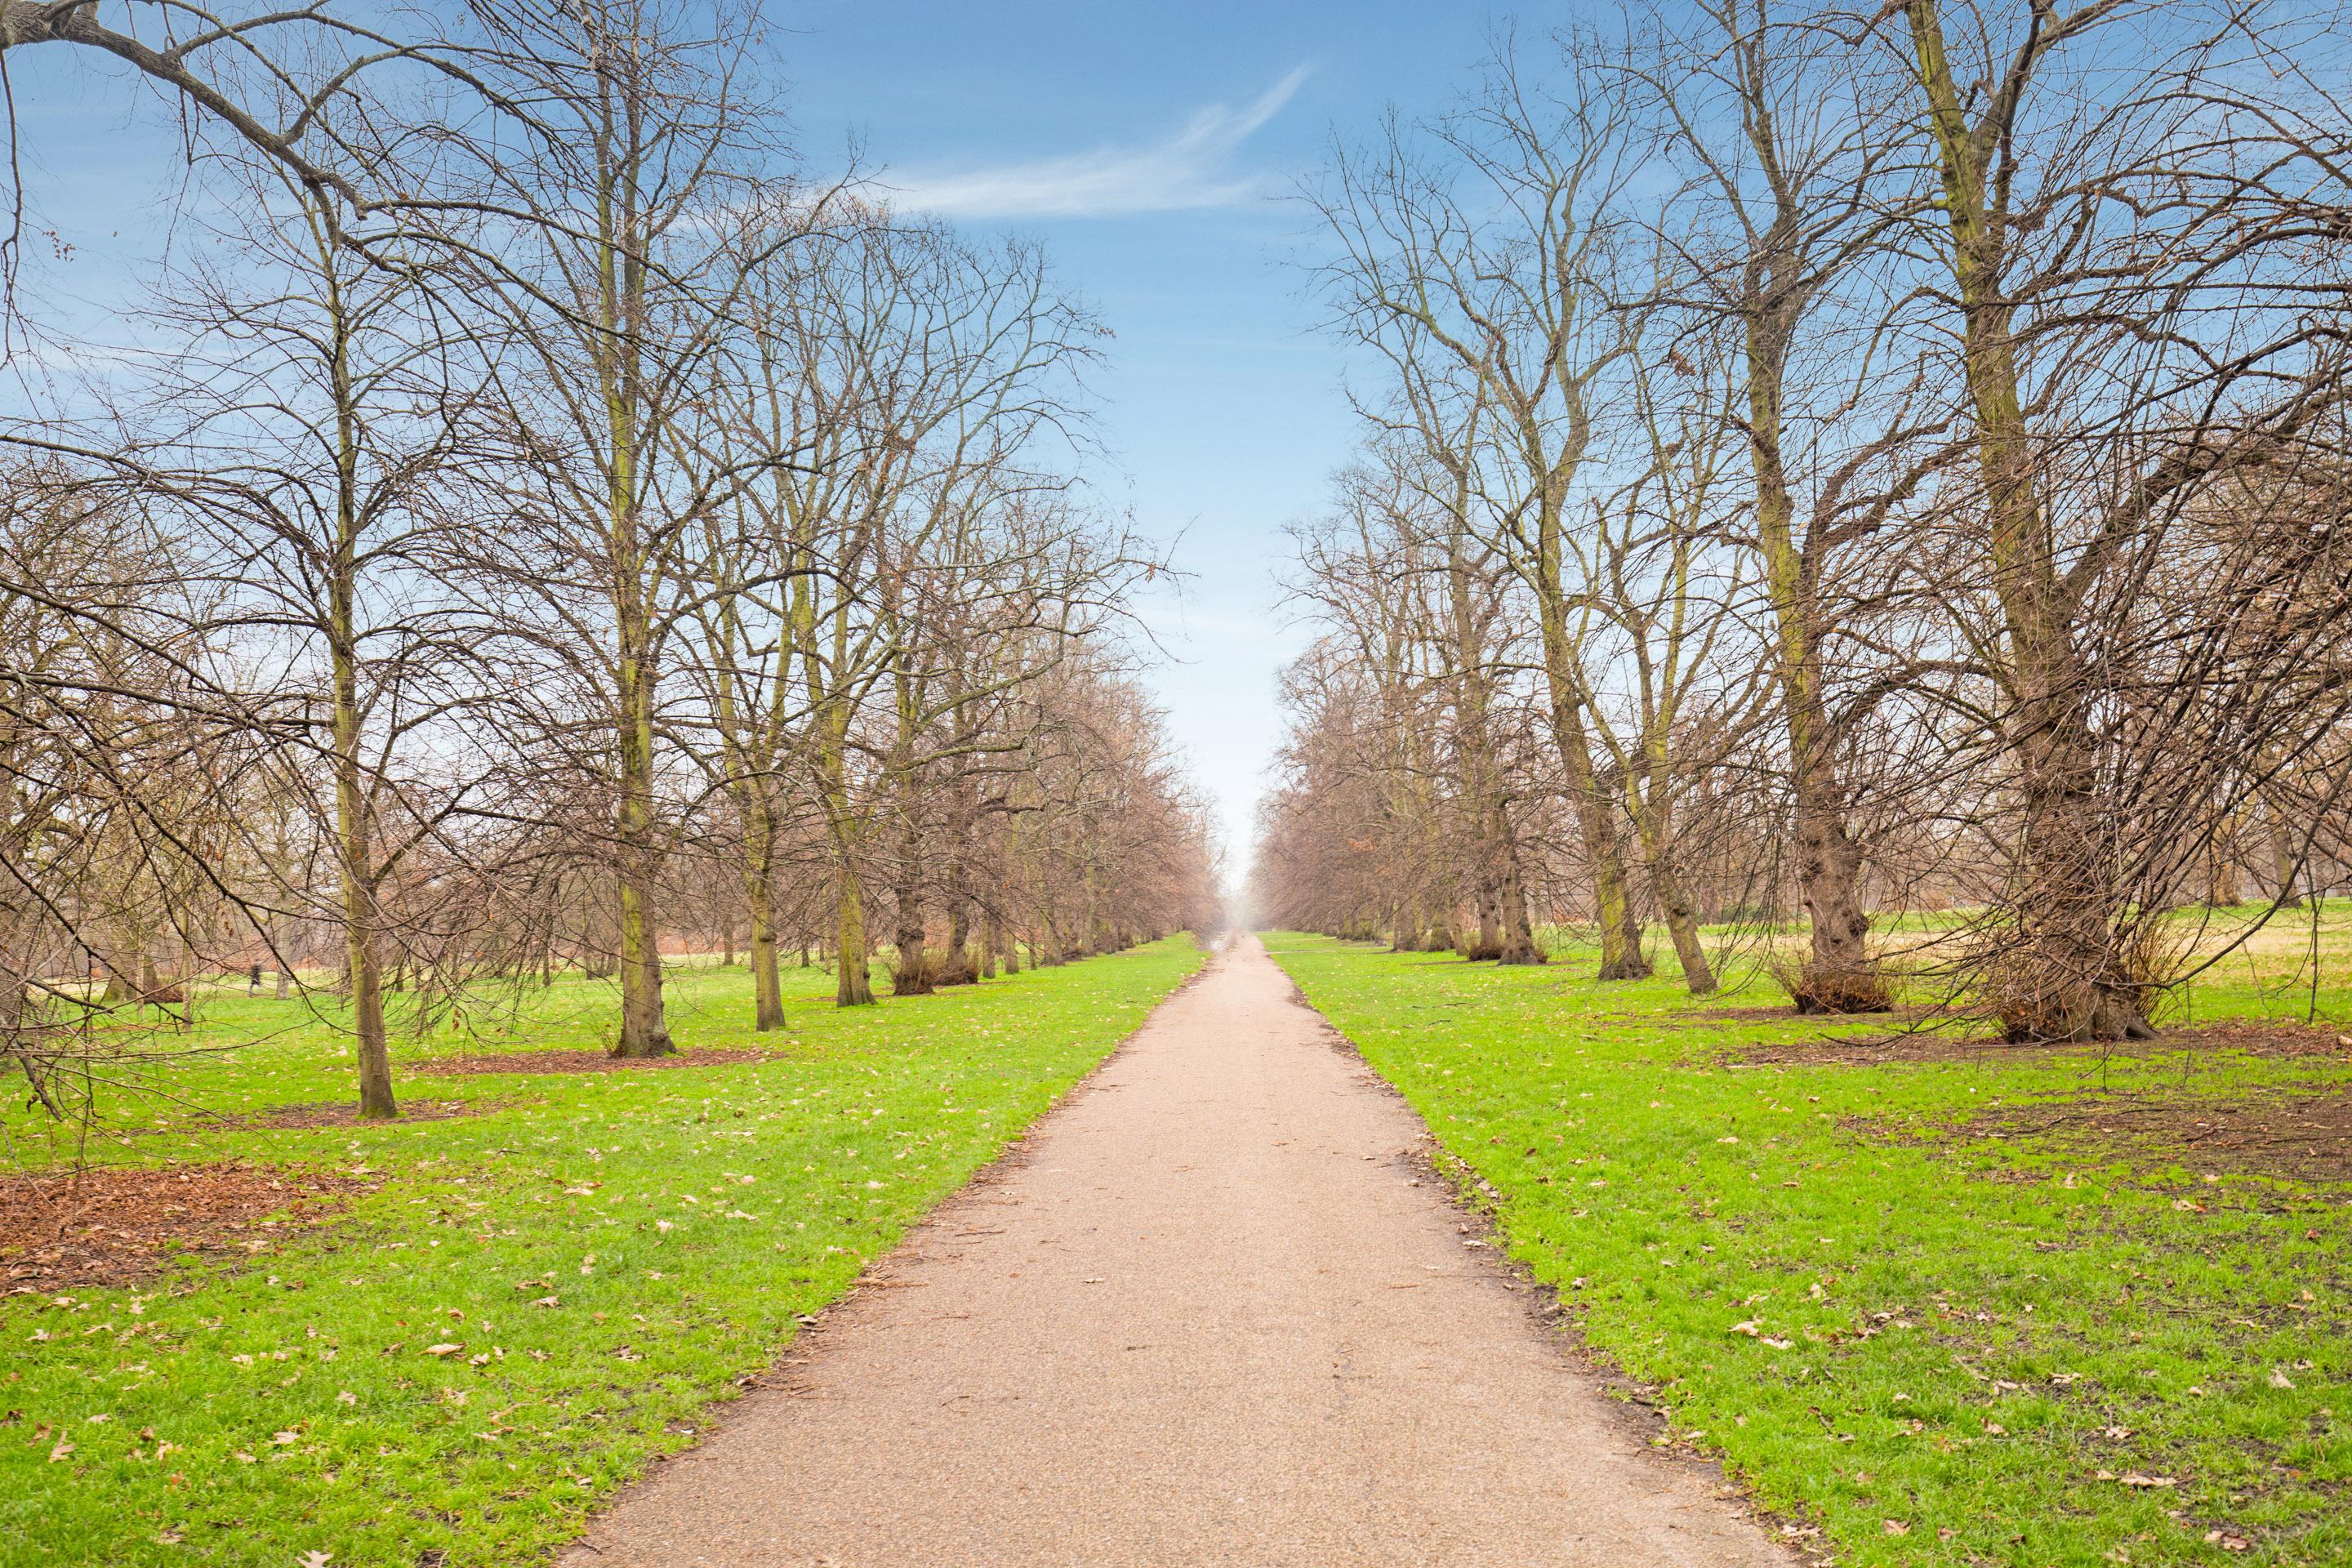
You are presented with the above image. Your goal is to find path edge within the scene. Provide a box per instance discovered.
[1265,940,1824,1568]
[540,937,1226,1564]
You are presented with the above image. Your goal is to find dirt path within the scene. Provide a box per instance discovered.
[559,935,1792,1567]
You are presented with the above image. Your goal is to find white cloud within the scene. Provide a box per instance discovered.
[886,66,1311,220]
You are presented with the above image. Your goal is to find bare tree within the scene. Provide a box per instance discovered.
[458,0,797,1055]
[1615,0,1946,1009]
[1313,45,1660,979]
[1883,0,2352,1037]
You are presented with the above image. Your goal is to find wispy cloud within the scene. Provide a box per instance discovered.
[886,66,1312,220]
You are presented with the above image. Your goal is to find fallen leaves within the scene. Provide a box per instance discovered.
[0,1163,370,1292]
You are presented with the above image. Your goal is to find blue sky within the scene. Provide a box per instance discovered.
[13,0,1560,875]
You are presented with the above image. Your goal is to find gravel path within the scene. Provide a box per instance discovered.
[559,934,1792,1566]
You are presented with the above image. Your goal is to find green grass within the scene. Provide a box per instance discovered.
[1265,924,2351,1568]
[2,939,1205,1567]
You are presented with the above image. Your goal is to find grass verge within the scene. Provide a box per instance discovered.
[2,938,1204,1567]
[1266,928,2350,1568]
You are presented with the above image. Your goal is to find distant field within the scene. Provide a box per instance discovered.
[1269,920,2350,1568]
[1,939,1206,1568]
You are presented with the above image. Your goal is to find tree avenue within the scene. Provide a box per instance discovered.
[1259,1,2352,1040]
[0,7,2350,1567]
[0,0,1218,1121]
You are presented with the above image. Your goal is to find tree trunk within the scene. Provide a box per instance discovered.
[1490,810,1544,966]
[2206,807,2242,908]
[612,867,672,1056]
[1789,795,1882,1010]
[339,870,394,1118]
[889,812,932,996]
[938,897,976,985]
[746,863,784,1032]
[1749,299,1887,1012]
[2267,800,2304,908]
[1908,0,2149,1041]
[813,696,875,1006]
[96,941,127,1005]
[318,223,401,1112]
[1462,880,1503,961]
[1650,860,1716,996]
[891,911,932,996]
[1627,764,1715,996]
[604,473,670,1057]
[1526,438,1648,982]
[607,594,672,1056]
[934,767,981,986]
[597,157,674,1059]
[737,785,786,1029]
[1539,666,1648,979]
[329,731,391,1114]
[833,855,874,1006]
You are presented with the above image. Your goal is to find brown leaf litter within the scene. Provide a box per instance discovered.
[420,1048,781,1076]
[1942,1089,2352,1183]
[1,1160,372,1291]
[1726,1018,2352,1069]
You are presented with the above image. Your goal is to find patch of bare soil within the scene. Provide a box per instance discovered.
[421,1047,778,1076]
[0,1161,371,1292]
[174,1098,488,1132]
[1606,1003,1923,1030]
[1681,1004,1909,1025]
[1726,1018,2352,1067]
[1949,1090,2352,1184]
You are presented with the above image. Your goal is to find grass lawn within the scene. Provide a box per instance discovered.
[1266,916,2351,1568]
[2,938,1205,1567]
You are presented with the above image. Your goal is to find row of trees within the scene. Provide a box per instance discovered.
[1253,0,2352,1040]
[1,2,1218,1123]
